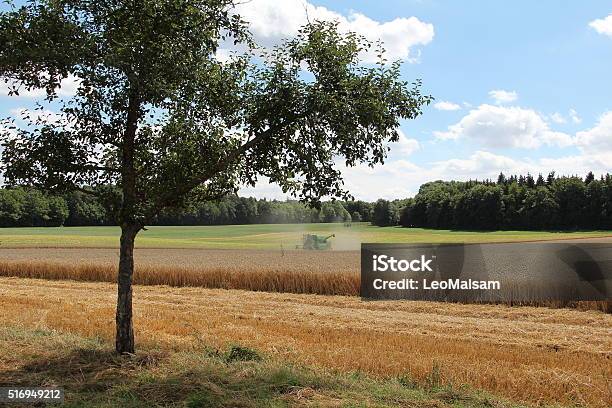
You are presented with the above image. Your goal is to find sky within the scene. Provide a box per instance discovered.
[1,0,612,201]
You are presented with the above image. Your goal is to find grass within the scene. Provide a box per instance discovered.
[0,326,529,408]
[1,277,610,407]
[0,223,610,249]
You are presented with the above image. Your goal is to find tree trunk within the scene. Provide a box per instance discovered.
[116,224,138,354]
[116,89,140,354]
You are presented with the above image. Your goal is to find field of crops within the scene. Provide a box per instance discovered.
[0,225,610,407]
[0,248,359,295]
[0,233,610,307]
[1,277,610,407]
[1,223,611,249]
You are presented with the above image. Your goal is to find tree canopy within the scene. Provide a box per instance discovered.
[400,172,612,230]
[0,1,431,224]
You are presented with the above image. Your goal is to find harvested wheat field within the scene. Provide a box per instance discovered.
[0,247,360,272]
[0,277,610,407]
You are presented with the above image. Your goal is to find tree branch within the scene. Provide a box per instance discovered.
[71,164,120,173]
[142,121,289,224]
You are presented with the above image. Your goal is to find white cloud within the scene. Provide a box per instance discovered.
[569,108,582,124]
[538,153,612,176]
[547,109,581,125]
[239,178,287,200]
[0,75,79,98]
[240,146,612,200]
[339,160,422,200]
[434,104,574,149]
[488,89,518,104]
[431,150,612,182]
[549,112,566,124]
[431,150,532,177]
[434,101,461,111]
[390,130,420,155]
[233,0,434,63]
[589,14,612,37]
[9,108,65,126]
[335,131,421,199]
[239,159,424,201]
[575,111,612,153]
[214,48,233,63]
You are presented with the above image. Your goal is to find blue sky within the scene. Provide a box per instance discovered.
[2,1,612,200]
[236,0,612,200]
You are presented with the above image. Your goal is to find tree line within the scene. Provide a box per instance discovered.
[397,172,612,230]
[2,172,611,230]
[0,187,375,227]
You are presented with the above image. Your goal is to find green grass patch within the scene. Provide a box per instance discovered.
[0,326,533,408]
[0,223,609,249]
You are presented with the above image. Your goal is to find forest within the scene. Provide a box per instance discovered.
[0,172,610,230]
[0,187,372,227]
[399,172,612,230]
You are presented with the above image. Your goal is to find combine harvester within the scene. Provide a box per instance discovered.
[297,234,335,250]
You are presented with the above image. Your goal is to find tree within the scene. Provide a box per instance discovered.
[22,188,51,226]
[584,171,595,185]
[520,186,558,229]
[585,179,605,228]
[421,183,454,228]
[0,1,431,353]
[0,188,24,226]
[398,198,414,227]
[65,190,108,226]
[552,177,587,229]
[455,184,503,230]
[342,200,372,222]
[501,181,526,228]
[525,173,535,189]
[398,173,611,231]
[47,195,69,226]
[320,201,349,223]
[372,199,399,227]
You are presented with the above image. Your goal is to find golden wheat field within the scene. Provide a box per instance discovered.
[0,277,610,407]
[0,248,609,311]
[0,248,360,295]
